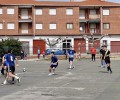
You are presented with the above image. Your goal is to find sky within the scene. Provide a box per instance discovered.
[107,0,120,3]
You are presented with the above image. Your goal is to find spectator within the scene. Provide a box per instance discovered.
[42,51,45,59]
[38,48,40,59]
[90,46,96,61]
[20,49,24,60]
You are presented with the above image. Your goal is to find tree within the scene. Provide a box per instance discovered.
[0,38,22,56]
[40,36,68,49]
[82,33,107,45]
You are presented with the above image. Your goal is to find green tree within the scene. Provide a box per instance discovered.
[0,39,22,56]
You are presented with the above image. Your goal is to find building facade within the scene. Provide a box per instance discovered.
[0,0,120,55]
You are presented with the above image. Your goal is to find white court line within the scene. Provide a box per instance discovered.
[55,72,73,80]
[35,86,85,91]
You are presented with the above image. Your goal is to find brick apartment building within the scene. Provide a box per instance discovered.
[0,0,120,55]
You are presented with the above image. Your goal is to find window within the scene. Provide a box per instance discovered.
[0,8,3,14]
[103,23,110,29]
[103,40,107,45]
[7,8,14,14]
[7,23,15,29]
[80,10,85,19]
[49,23,56,29]
[62,39,71,51]
[80,23,85,32]
[35,9,42,15]
[0,23,3,29]
[66,8,73,15]
[90,10,96,15]
[36,24,43,29]
[67,23,73,29]
[49,9,56,15]
[90,24,96,28]
[103,9,109,15]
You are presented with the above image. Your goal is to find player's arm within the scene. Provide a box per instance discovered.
[15,57,19,67]
[2,56,5,64]
[108,51,111,57]
[67,51,70,58]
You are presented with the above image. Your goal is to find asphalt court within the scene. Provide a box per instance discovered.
[0,59,120,100]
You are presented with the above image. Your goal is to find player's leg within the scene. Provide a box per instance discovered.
[11,66,15,83]
[48,65,53,75]
[8,66,20,83]
[52,63,58,75]
[107,58,112,74]
[94,54,96,61]
[2,67,9,85]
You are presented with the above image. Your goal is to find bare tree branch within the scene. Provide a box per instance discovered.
[83,34,107,44]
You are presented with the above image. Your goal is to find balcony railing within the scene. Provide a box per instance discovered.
[80,29,100,34]
[89,15,100,19]
[90,28,100,34]
[19,15,32,20]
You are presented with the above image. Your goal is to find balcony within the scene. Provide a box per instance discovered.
[18,8,32,22]
[89,15,100,19]
[90,28,100,34]
[19,23,33,34]
[19,15,32,22]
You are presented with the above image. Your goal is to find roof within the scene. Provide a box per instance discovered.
[76,0,120,6]
[0,0,120,7]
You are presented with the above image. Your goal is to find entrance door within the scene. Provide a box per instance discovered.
[33,40,46,54]
[111,41,120,53]
[21,42,29,55]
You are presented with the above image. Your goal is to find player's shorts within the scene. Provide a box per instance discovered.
[50,63,58,68]
[6,66,15,73]
[69,58,74,62]
[105,57,110,64]
[3,62,9,66]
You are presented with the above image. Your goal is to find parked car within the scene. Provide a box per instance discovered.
[45,49,64,55]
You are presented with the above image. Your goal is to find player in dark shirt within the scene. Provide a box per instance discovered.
[103,45,112,74]
[48,52,58,76]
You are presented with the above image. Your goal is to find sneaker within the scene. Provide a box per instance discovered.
[72,67,74,69]
[17,77,21,83]
[110,71,112,74]
[1,81,7,85]
[69,67,74,70]
[101,65,103,68]
[48,73,52,76]
[69,68,72,70]
[52,73,55,75]
[101,66,105,68]
[1,83,4,85]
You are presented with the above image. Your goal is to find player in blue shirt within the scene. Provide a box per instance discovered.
[48,52,58,76]
[2,50,20,85]
[1,52,8,75]
[68,46,76,70]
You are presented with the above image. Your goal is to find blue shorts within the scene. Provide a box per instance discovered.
[50,63,58,68]
[69,58,74,62]
[3,62,9,66]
